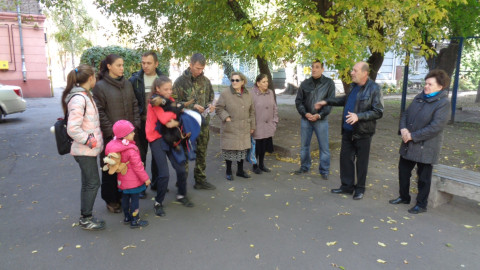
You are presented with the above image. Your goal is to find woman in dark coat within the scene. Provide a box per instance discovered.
[92,54,141,213]
[389,69,451,214]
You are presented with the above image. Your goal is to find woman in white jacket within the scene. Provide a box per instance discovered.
[61,64,105,230]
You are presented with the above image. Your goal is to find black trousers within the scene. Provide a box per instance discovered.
[398,156,432,208]
[339,132,372,193]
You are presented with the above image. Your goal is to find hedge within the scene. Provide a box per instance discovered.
[80,46,171,78]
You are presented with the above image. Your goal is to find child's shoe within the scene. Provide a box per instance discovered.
[123,215,131,225]
[130,216,149,229]
[79,216,106,231]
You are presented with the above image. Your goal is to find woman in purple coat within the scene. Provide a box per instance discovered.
[251,74,278,174]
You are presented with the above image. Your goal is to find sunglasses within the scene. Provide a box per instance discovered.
[231,79,242,82]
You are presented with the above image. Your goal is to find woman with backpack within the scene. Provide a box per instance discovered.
[62,64,105,230]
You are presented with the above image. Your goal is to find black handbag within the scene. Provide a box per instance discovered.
[54,94,86,155]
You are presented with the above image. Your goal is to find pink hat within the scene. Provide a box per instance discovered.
[113,120,135,139]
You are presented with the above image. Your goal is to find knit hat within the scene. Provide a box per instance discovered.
[113,120,135,139]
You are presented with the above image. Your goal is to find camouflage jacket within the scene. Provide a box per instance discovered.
[173,68,214,109]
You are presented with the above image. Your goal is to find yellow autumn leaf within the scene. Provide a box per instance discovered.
[285,201,289,206]
[227,226,233,230]
[353,241,359,245]
[326,241,337,246]
[122,245,136,250]
[463,224,474,229]
[255,254,260,259]
[32,250,38,254]
[250,244,254,248]
[360,219,365,223]
[228,187,235,191]
[264,194,271,197]
[378,242,387,247]
[377,259,387,264]
[390,227,398,231]
[401,242,408,246]
[58,246,64,252]
[76,245,81,249]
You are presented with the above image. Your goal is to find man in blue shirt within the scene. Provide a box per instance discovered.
[316,62,384,200]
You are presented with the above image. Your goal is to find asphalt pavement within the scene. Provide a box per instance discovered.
[0,88,479,270]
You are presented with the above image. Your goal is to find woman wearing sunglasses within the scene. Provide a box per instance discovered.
[216,72,256,180]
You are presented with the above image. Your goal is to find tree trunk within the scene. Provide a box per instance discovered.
[256,56,274,94]
[227,0,273,92]
[476,80,480,103]
[367,51,384,81]
[426,40,459,79]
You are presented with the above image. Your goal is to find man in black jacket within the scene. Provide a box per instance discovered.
[293,60,335,181]
[316,61,384,200]
[129,51,163,196]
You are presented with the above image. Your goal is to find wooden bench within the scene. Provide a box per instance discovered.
[429,164,480,208]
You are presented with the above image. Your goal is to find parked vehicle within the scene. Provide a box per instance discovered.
[0,83,27,121]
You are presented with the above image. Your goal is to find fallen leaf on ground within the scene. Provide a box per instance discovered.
[360,219,365,223]
[76,245,81,249]
[250,244,254,248]
[326,241,337,246]
[378,242,387,247]
[122,245,136,250]
[264,194,271,197]
[463,224,474,229]
[32,250,38,254]
[353,241,358,245]
[58,246,64,252]
[255,254,260,259]
[401,242,408,246]
[228,187,235,191]
[377,259,387,264]
[390,227,398,231]
[404,259,408,264]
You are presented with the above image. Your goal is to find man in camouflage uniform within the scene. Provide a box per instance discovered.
[173,53,216,190]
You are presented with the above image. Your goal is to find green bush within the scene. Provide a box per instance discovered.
[80,46,170,78]
[381,83,401,95]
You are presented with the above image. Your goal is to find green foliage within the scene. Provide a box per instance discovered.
[43,0,93,67]
[381,83,401,95]
[92,0,468,84]
[80,46,171,78]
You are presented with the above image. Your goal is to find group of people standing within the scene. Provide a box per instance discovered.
[62,52,451,231]
[63,52,278,230]
[295,60,451,214]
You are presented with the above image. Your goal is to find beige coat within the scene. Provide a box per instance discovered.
[216,87,256,150]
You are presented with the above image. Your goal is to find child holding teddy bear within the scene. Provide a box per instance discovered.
[105,120,151,228]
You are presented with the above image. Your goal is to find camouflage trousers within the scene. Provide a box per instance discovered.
[185,119,210,184]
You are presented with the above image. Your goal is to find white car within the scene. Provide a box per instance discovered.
[0,83,27,121]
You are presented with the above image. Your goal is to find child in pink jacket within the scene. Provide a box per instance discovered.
[105,120,151,228]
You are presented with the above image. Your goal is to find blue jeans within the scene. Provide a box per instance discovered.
[150,138,187,204]
[74,156,100,217]
[300,117,330,175]
[122,192,140,219]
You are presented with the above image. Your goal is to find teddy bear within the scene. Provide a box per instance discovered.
[102,152,129,175]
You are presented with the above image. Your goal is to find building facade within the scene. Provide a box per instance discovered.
[0,0,50,97]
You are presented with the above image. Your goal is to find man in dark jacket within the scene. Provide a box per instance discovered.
[129,51,163,195]
[293,60,335,181]
[173,53,216,190]
[316,61,384,200]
